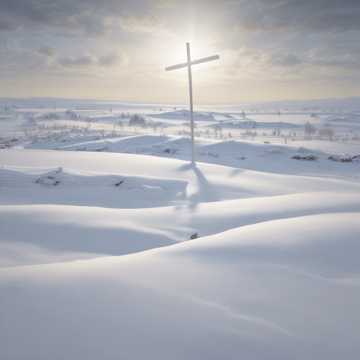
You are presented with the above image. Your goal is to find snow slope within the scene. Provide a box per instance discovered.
[0,146,359,359]
[27,135,360,179]
[0,213,359,359]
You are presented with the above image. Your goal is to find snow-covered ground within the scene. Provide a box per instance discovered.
[0,98,359,359]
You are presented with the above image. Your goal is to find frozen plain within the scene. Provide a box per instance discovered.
[0,99,360,359]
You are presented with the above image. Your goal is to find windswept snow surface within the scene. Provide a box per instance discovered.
[26,134,360,178]
[1,119,360,358]
[0,211,360,359]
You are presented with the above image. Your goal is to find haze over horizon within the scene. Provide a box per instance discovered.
[1,1,360,104]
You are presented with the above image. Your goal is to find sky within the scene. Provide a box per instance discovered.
[1,0,360,104]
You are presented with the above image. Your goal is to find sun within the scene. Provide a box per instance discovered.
[157,31,220,86]
[165,32,217,62]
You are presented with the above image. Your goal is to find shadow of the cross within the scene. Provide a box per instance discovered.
[176,162,219,211]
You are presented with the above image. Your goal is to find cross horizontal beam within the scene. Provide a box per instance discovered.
[165,54,220,71]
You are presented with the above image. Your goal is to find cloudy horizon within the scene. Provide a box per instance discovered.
[1,0,360,104]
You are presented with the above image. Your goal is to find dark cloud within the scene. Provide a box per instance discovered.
[0,17,19,31]
[2,1,360,35]
[0,0,161,35]
[211,0,360,71]
[2,1,360,39]
[228,0,360,33]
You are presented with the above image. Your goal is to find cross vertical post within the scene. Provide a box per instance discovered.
[186,43,195,164]
[165,43,219,165]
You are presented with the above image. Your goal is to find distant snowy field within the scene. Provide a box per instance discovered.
[0,98,359,359]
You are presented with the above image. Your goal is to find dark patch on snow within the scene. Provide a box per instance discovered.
[35,167,63,186]
[163,148,178,155]
[0,138,19,149]
[114,180,125,187]
[292,154,318,161]
[328,155,360,163]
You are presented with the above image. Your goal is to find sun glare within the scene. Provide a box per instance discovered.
[160,32,219,84]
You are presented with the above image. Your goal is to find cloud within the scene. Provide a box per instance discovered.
[270,53,303,67]
[2,1,360,37]
[0,17,19,31]
[1,0,360,101]
[57,52,123,68]
[0,0,165,36]
[227,0,360,33]
[58,55,95,67]
[37,46,55,57]
[214,0,360,74]
[120,15,163,33]
[98,53,121,66]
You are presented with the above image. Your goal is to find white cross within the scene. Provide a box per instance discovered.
[165,42,220,164]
